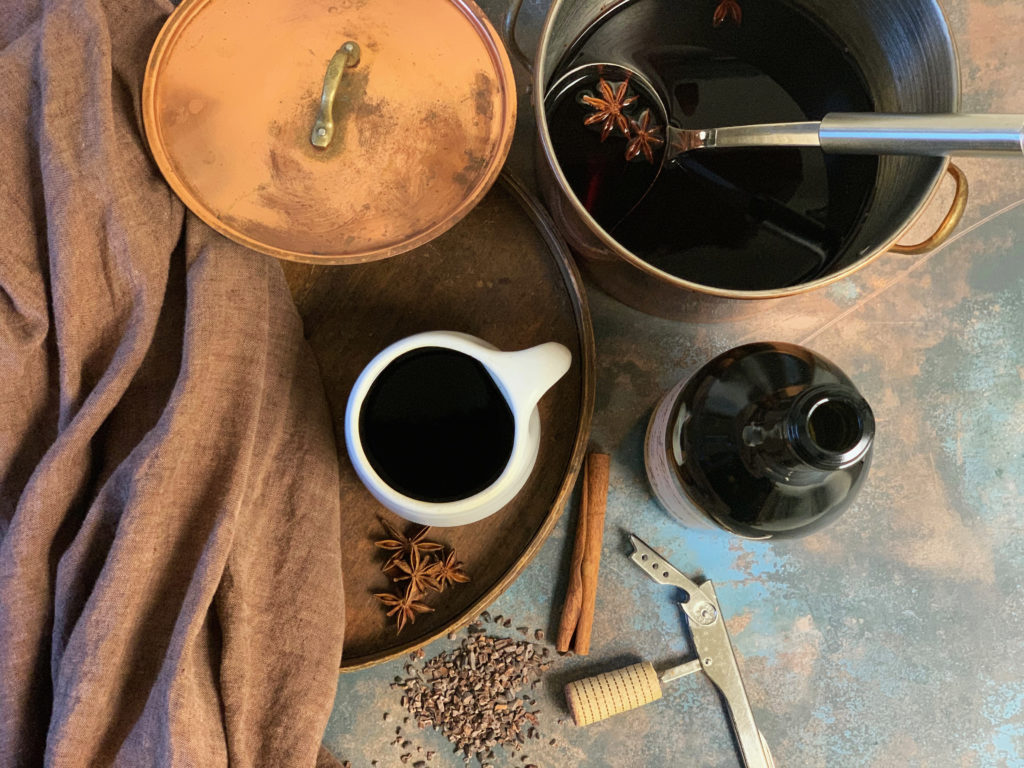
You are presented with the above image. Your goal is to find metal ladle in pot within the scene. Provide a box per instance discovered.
[546,62,1024,231]
[544,63,832,253]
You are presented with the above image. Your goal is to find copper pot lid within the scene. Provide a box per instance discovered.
[142,0,516,263]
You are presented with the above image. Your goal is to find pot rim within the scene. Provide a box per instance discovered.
[533,0,963,300]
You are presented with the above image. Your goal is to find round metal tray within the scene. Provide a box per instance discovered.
[281,173,595,670]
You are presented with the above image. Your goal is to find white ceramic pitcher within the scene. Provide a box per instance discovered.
[345,331,572,526]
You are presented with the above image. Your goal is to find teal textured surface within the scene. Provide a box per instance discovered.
[323,0,1024,764]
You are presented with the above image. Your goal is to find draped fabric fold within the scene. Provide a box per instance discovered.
[0,0,345,764]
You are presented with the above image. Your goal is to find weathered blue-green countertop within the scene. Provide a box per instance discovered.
[323,0,1023,765]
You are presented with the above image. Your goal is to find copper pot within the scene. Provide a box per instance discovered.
[507,0,968,320]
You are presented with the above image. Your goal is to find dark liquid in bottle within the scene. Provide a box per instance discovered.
[359,347,515,503]
[546,0,879,291]
[668,342,874,539]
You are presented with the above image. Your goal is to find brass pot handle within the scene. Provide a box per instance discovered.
[311,41,361,149]
[890,163,968,254]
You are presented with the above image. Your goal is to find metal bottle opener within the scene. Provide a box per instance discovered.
[630,534,775,767]
[564,534,775,768]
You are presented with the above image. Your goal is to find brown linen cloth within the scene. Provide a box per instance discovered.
[0,0,346,765]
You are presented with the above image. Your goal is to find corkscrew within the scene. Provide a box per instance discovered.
[564,534,775,768]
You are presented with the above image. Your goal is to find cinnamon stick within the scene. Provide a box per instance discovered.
[556,453,610,655]
[556,465,588,652]
[573,453,609,655]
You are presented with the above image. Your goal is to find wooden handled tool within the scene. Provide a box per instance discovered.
[564,535,776,768]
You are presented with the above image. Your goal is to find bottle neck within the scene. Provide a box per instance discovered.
[743,385,874,484]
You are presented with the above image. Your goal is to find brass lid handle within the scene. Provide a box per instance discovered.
[311,41,360,148]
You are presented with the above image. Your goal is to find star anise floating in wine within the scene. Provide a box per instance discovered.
[580,78,665,165]
[713,0,742,27]
[372,519,472,634]
[625,109,665,164]
[581,78,638,141]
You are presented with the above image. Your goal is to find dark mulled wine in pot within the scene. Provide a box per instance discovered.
[544,0,879,291]
[359,347,515,503]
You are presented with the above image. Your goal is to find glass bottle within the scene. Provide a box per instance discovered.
[645,342,874,539]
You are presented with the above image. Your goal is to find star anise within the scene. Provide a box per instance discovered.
[428,549,470,592]
[581,79,638,142]
[713,0,742,27]
[374,588,435,635]
[374,518,443,571]
[624,109,665,164]
[392,547,441,595]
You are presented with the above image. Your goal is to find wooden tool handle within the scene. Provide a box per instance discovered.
[565,662,662,726]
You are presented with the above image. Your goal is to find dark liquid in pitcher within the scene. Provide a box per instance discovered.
[359,347,515,503]
[546,0,879,290]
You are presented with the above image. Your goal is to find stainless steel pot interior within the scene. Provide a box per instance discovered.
[535,0,961,297]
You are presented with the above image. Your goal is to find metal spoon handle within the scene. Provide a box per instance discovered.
[819,113,1024,155]
[688,114,1024,156]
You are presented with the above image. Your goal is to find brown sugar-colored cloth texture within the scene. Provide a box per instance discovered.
[0,0,345,765]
